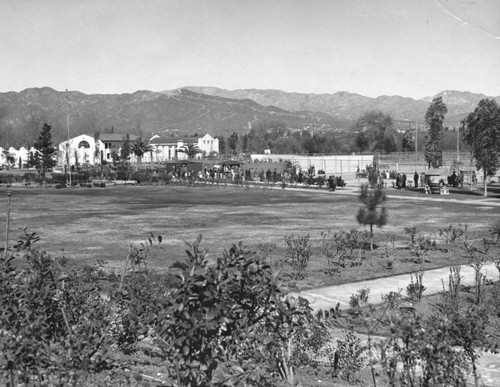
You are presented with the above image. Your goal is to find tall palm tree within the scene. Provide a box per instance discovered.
[132,137,153,164]
[178,143,202,159]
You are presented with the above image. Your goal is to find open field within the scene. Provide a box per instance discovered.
[1,183,500,386]
[1,183,499,289]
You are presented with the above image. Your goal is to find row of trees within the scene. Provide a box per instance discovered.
[217,113,468,157]
[220,98,500,196]
[24,124,204,181]
[23,97,500,195]
[424,97,500,196]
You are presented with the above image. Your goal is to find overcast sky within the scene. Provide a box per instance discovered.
[1,0,499,99]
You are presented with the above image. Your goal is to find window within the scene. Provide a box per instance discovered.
[78,140,90,148]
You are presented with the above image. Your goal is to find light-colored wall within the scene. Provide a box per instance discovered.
[58,134,98,166]
[250,154,374,175]
[197,135,219,156]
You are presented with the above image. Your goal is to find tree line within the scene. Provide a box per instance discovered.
[216,111,470,157]
[23,97,500,196]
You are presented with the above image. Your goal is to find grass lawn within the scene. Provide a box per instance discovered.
[1,183,498,290]
[1,182,499,387]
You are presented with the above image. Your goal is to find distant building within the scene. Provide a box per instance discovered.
[57,133,218,166]
[58,133,138,166]
[197,134,219,157]
[0,146,32,167]
[58,134,96,166]
[99,134,138,163]
[149,133,219,162]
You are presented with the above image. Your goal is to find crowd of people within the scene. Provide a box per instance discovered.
[364,163,477,195]
[169,164,346,190]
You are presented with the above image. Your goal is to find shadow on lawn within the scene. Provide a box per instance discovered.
[448,182,500,198]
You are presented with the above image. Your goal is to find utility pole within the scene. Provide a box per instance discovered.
[4,192,12,257]
[66,90,72,186]
[456,121,460,163]
[415,119,418,171]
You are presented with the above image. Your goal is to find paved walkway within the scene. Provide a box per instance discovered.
[289,263,500,386]
[290,262,500,310]
[276,180,500,384]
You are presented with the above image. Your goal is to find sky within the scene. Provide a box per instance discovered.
[1,0,499,99]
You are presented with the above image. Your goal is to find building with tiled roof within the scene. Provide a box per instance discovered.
[56,133,219,165]
[149,133,219,162]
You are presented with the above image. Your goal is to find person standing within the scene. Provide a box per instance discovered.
[414,171,419,188]
[395,173,401,189]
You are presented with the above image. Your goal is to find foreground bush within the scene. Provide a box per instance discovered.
[0,232,327,386]
[2,225,498,386]
[0,234,111,386]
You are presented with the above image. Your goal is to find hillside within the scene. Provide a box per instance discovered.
[185,87,500,127]
[0,87,342,147]
[0,86,498,147]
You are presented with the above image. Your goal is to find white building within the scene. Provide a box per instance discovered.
[58,134,140,166]
[57,133,218,166]
[197,134,219,157]
[1,146,32,167]
[149,133,219,162]
[58,134,97,166]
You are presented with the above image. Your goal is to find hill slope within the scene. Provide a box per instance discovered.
[1,86,498,147]
[185,87,500,126]
[0,87,341,146]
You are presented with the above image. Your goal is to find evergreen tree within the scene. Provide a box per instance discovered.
[463,98,500,196]
[242,133,249,153]
[216,136,226,155]
[424,96,447,168]
[356,184,388,250]
[228,132,239,154]
[32,123,57,179]
[94,130,101,164]
[120,134,132,160]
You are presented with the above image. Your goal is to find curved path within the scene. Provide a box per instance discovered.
[285,181,500,385]
[289,262,500,310]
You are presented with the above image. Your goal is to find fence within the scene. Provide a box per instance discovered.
[250,154,374,175]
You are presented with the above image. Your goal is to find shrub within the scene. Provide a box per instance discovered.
[51,173,68,185]
[333,330,366,381]
[439,224,466,245]
[380,312,469,387]
[404,227,437,263]
[284,233,312,279]
[0,232,112,385]
[406,271,426,303]
[151,236,310,386]
[320,229,368,275]
[348,287,370,316]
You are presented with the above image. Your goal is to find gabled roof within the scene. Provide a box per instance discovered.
[100,134,138,142]
[61,134,95,144]
[150,136,197,145]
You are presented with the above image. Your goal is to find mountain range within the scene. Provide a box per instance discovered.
[0,86,498,146]
[184,87,500,125]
